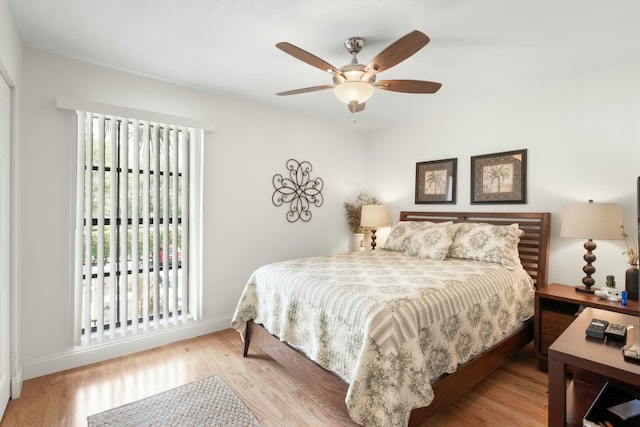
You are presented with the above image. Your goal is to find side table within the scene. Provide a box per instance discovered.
[548,307,640,427]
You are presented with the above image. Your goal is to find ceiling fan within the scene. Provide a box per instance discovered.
[275,30,442,113]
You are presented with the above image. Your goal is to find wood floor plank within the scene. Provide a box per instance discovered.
[0,329,548,426]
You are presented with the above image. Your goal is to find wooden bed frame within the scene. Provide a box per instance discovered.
[242,211,551,426]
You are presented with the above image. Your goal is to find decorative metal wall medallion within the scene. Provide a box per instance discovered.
[272,159,324,222]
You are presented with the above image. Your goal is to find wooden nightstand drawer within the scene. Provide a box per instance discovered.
[541,310,575,337]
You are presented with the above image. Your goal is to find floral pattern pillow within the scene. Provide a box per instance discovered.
[447,223,524,269]
[404,224,457,260]
[381,221,451,251]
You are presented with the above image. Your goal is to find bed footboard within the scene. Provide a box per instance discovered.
[243,318,533,425]
[244,320,353,423]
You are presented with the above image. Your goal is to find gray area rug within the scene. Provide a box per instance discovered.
[87,375,262,427]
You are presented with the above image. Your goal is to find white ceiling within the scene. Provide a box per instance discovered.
[9,0,640,131]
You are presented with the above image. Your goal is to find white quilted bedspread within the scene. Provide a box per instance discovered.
[232,250,534,427]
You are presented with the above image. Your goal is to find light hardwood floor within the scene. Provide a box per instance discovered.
[1,329,548,426]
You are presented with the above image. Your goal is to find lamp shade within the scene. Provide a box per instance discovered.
[360,205,390,229]
[560,201,623,240]
[333,81,375,105]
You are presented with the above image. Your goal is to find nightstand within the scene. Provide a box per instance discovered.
[534,283,639,371]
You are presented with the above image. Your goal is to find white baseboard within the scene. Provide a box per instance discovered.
[11,366,22,398]
[22,316,232,381]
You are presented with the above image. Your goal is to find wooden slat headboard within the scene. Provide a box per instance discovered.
[399,211,551,289]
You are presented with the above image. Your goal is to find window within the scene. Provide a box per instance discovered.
[73,111,202,345]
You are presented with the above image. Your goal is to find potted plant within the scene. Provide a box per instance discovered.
[344,193,379,251]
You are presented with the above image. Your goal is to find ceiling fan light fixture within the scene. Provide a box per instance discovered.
[333,81,375,105]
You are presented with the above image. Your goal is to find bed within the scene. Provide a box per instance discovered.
[232,211,551,426]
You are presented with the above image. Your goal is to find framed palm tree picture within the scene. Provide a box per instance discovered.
[471,149,527,204]
[415,158,457,204]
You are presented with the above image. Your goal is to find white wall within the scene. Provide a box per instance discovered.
[18,48,366,378]
[366,61,640,289]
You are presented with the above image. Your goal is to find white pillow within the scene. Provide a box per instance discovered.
[381,221,452,252]
[404,225,457,260]
[447,223,524,269]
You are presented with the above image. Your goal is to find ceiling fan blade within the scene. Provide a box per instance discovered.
[276,85,333,96]
[347,101,365,113]
[375,80,441,94]
[366,30,430,73]
[276,42,340,74]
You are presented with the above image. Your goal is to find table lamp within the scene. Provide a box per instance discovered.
[560,200,623,293]
[360,205,390,250]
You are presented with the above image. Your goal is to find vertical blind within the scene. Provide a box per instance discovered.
[74,111,195,346]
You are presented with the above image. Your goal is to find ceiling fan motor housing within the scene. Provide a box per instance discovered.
[333,64,376,85]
